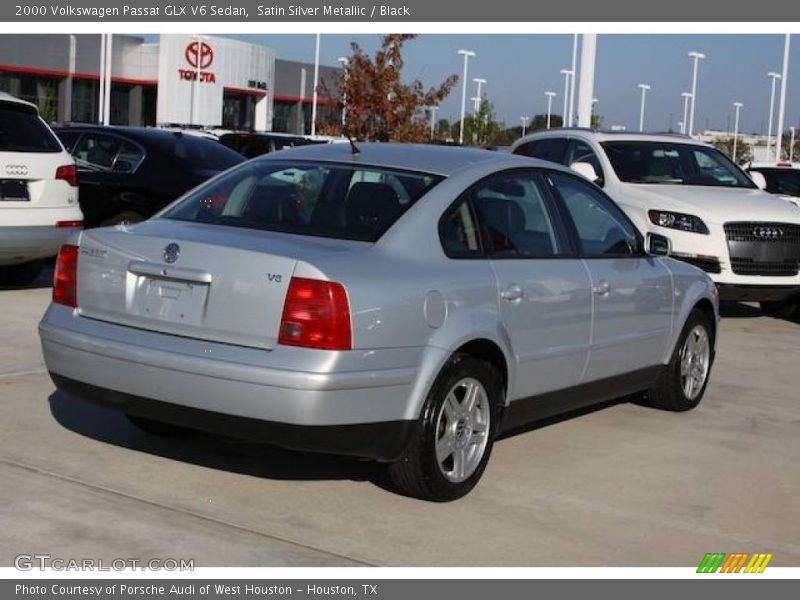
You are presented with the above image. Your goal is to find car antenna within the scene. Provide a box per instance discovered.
[343,124,360,155]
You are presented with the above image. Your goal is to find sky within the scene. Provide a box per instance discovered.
[144,33,800,135]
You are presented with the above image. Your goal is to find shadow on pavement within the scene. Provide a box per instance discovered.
[48,391,391,489]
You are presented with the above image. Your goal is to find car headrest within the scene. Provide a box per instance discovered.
[476,198,526,236]
[345,182,401,233]
[486,180,525,197]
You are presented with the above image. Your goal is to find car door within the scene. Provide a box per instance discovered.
[466,169,593,399]
[546,170,673,382]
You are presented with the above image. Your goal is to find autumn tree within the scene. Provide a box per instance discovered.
[317,34,458,142]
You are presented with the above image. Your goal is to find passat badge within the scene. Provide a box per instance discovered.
[163,243,180,264]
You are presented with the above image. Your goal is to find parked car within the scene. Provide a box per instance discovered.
[0,93,82,285]
[40,143,718,501]
[511,130,800,318]
[219,132,327,159]
[55,126,245,228]
[745,161,800,208]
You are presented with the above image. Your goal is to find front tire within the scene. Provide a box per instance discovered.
[644,308,714,412]
[760,300,798,320]
[388,354,501,501]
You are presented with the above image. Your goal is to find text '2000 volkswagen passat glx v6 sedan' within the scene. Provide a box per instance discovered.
[40,143,719,501]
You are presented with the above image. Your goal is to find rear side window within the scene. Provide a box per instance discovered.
[0,107,62,153]
[162,161,442,242]
[513,138,568,164]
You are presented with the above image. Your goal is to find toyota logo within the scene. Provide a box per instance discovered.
[163,243,181,264]
[185,41,214,69]
[5,164,28,176]
[752,226,784,239]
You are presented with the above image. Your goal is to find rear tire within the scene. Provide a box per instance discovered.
[387,354,501,502]
[0,260,44,287]
[644,308,714,412]
[126,414,194,437]
[760,300,798,320]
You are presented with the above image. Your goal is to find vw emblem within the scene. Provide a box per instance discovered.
[5,164,28,176]
[163,243,180,264]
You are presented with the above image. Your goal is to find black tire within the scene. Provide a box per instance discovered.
[644,308,714,412]
[760,300,798,320]
[0,260,44,287]
[388,354,502,502]
[101,211,145,227]
[126,414,194,437]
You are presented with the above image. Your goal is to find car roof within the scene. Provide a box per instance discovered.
[513,128,713,148]
[0,92,38,115]
[54,125,220,145]
[254,142,544,176]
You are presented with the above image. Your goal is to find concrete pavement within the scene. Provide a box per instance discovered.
[1,277,799,567]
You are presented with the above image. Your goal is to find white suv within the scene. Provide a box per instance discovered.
[511,130,800,317]
[0,93,83,285]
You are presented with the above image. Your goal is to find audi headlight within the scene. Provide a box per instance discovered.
[648,210,709,234]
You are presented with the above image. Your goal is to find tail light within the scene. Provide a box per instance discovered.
[279,277,351,350]
[55,220,83,228]
[55,164,78,187]
[53,244,79,308]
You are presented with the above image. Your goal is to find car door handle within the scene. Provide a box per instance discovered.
[592,280,611,296]
[500,284,523,302]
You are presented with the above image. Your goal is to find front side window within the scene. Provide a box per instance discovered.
[601,141,755,188]
[549,172,639,257]
[162,161,442,242]
[566,139,605,185]
[470,172,563,258]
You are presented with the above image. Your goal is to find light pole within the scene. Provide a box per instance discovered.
[767,71,782,160]
[569,34,578,126]
[103,33,113,126]
[775,34,791,162]
[429,105,439,140]
[790,126,796,162]
[638,83,651,132]
[687,51,705,136]
[545,91,556,129]
[520,116,529,136]
[337,56,348,129]
[560,69,572,127]
[472,78,486,114]
[457,49,476,145]
[680,92,692,135]
[732,102,743,163]
[311,33,321,136]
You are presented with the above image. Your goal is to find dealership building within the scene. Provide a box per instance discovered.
[0,34,340,134]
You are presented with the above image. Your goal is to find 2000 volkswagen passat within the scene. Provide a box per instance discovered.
[40,143,719,501]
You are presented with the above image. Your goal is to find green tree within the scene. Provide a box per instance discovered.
[462,99,501,146]
[712,137,753,165]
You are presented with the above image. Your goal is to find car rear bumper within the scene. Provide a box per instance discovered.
[0,224,79,265]
[39,305,425,460]
[49,373,415,461]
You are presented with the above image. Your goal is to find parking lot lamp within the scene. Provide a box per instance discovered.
[560,69,572,127]
[687,51,705,136]
[545,91,556,129]
[767,72,782,160]
[521,116,529,136]
[638,83,651,132]
[473,78,486,114]
[457,49,476,145]
[732,102,743,163]
[681,92,692,135]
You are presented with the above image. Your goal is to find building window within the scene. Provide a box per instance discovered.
[222,91,256,131]
[71,79,97,123]
[0,72,59,123]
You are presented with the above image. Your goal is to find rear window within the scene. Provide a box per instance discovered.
[161,161,443,242]
[153,135,244,170]
[0,107,62,153]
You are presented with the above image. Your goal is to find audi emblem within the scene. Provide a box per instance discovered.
[5,164,28,176]
[752,226,784,239]
[163,243,181,264]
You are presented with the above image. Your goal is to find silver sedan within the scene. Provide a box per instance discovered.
[39,143,719,501]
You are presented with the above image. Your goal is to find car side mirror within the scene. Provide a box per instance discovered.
[749,170,767,190]
[570,161,599,182]
[645,232,672,257]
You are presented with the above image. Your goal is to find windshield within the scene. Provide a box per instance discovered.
[161,160,443,242]
[0,107,62,153]
[601,141,755,188]
[153,135,244,171]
